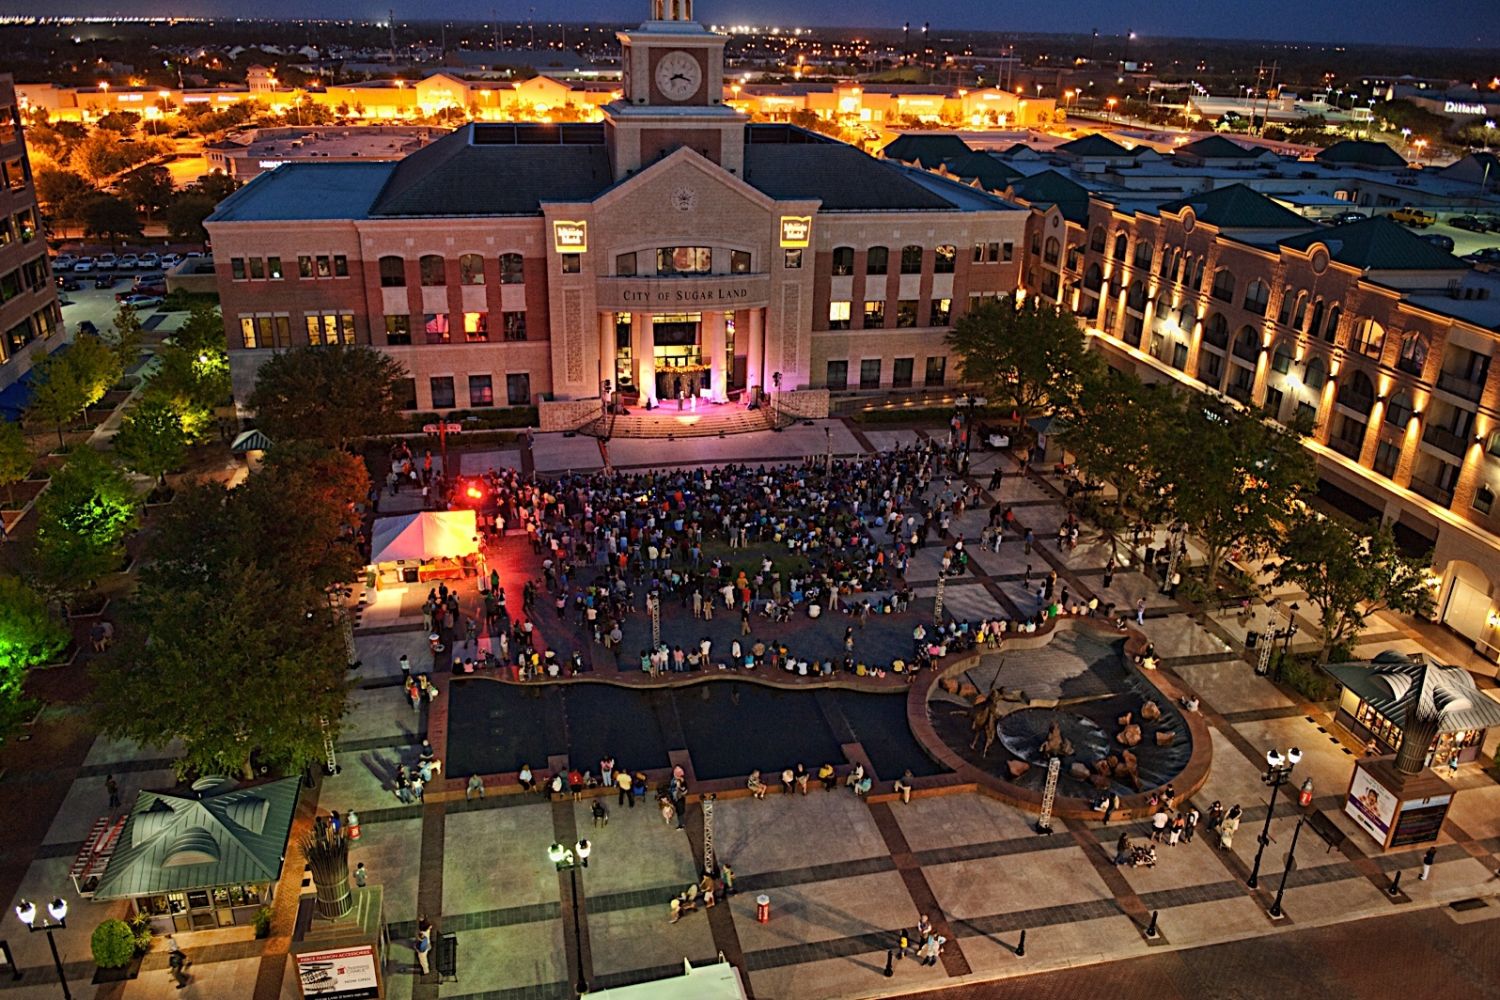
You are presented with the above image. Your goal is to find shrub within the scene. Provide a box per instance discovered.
[1279,654,1335,702]
[91,918,137,968]
[252,907,272,939]
[126,911,154,954]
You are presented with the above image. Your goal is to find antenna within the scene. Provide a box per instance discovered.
[388,9,397,60]
[493,9,500,51]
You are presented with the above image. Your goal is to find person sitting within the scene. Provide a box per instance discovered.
[746,770,768,799]
[845,763,865,791]
[853,773,873,797]
[817,763,837,790]
[893,769,915,804]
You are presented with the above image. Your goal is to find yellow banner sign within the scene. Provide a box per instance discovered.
[779,215,812,249]
[553,220,588,254]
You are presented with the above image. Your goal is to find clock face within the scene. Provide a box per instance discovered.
[654,50,702,102]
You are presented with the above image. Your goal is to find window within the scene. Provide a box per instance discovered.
[900,245,923,274]
[1304,356,1326,390]
[1474,484,1495,516]
[657,246,711,274]
[1385,390,1413,427]
[1112,233,1128,261]
[826,359,849,390]
[1090,226,1107,252]
[616,252,637,276]
[1203,313,1230,350]
[828,301,851,331]
[379,256,406,287]
[1291,292,1309,329]
[1398,333,1428,375]
[334,255,348,277]
[266,256,283,280]
[469,374,494,407]
[892,357,914,388]
[1134,241,1153,270]
[866,246,888,275]
[429,376,456,409]
[561,253,581,274]
[859,358,881,389]
[934,244,956,273]
[925,356,946,386]
[863,300,886,328]
[315,255,331,277]
[384,315,411,345]
[460,253,485,285]
[930,298,952,326]
[1373,441,1401,479]
[973,242,986,263]
[394,377,418,411]
[996,241,1009,262]
[239,316,258,349]
[1308,299,1326,336]
[305,314,334,345]
[506,373,531,406]
[832,246,854,276]
[1232,326,1259,363]
[501,253,524,284]
[503,312,527,341]
[298,255,313,278]
[1323,305,1342,343]
[420,254,446,286]
[1043,237,1061,265]
[1210,268,1236,303]
[226,256,246,280]
[1276,286,1293,325]
[731,250,751,274]
[338,314,355,344]
[272,316,291,348]
[249,257,265,280]
[784,248,803,269]
[1355,319,1385,357]
[896,300,918,328]
[424,313,451,344]
[1242,279,1269,316]
[1272,343,1293,374]
[464,312,489,342]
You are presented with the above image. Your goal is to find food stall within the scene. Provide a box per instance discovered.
[369,510,481,588]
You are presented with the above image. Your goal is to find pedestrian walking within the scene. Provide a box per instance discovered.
[1184,806,1199,843]
[415,917,432,975]
[168,936,191,989]
[355,862,368,888]
[1420,846,1437,881]
[106,774,120,809]
[1135,598,1147,626]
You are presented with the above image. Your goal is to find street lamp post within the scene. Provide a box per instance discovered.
[1268,814,1307,917]
[15,898,71,999]
[549,840,592,997]
[770,371,783,430]
[1246,747,1301,889]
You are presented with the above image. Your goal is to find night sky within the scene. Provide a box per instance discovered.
[9,0,1495,47]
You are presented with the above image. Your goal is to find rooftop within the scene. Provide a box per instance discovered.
[1006,170,1093,224]
[1055,133,1136,158]
[1316,139,1408,169]
[1155,183,1317,231]
[1278,216,1468,272]
[880,133,973,169]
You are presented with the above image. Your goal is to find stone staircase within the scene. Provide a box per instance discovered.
[592,404,772,438]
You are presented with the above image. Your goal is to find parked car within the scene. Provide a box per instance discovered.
[1330,211,1368,224]
[51,254,76,271]
[185,250,205,258]
[116,293,163,309]
[137,252,160,269]
[1464,247,1500,265]
[117,253,139,269]
[1389,207,1437,228]
[1419,233,1456,252]
[1450,215,1488,232]
[73,258,95,272]
[55,275,80,291]
[96,253,117,269]
[94,273,118,289]
[76,320,98,336]
[159,252,184,268]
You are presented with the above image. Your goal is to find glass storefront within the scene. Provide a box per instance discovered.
[1336,687,1484,766]
[137,883,268,933]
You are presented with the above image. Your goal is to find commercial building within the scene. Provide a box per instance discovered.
[0,74,65,403]
[204,126,448,181]
[205,2,1026,427]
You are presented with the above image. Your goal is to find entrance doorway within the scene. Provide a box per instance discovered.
[652,313,705,402]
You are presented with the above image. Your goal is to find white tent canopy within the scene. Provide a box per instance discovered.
[369,511,479,565]
[587,960,747,1000]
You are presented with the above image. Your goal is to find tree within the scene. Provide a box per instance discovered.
[33,167,94,213]
[107,302,145,368]
[1159,399,1314,589]
[25,350,88,450]
[112,398,188,490]
[79,194,143,246]
[33,449,141,595]
[247,345,408,449]
[94,111,141,134]
[1273,513,1434,663]
[71,130,134,184]
[1060,371,1180,534]
[164,193,217,243]
[0,576,67,737]
[119,164,174,223]
[148,303,230,439]
[945,296,1099,418]
[0,421,33,513]
[189,171,240,203]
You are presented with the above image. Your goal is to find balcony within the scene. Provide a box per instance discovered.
[1421,423,1470,458]
[1436,369,1486,402]
[1409,476,1455,507]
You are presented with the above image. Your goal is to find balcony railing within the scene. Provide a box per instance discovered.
[1409,476,1455,507]
[1436,369,1485,402]
[1421,423,1470,457]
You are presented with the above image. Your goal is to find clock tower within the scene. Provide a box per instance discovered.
[606,0,745,180]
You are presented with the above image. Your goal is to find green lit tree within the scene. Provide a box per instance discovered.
[0,575,68,737]
[0,420,33,514]
[33,449,141,596]
[112,398,187,492]
[148,304,230,439]
[25,350,88,450]
[106,302,145,369]
[945,295,1099,418]
[1273,513,1434,663]
[247,345,408,450]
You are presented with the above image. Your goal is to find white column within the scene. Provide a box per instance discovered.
[631,311,656,407]
[746,307,765,401]
[705,311,728,403]
[598,313,614,392]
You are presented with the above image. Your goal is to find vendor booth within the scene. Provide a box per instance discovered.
[370,511,481,587]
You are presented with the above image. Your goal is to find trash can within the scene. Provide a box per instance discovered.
[1245,630,1258,650]
[756,894,771,923]
[345,810,361,841]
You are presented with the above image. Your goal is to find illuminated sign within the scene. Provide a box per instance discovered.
[259,160,287,170]
[552,220,587,254]
[779,215,811,248]
[1444,100,1488,115]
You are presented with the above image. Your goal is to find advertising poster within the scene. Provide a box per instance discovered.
[298,946,380,1000]
[1345,766,1399,842]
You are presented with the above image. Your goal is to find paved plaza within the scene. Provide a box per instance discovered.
[2,422,1499,999]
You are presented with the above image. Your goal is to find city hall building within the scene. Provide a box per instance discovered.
[205,2,1025,425]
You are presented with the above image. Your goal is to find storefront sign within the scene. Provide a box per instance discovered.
[1345,766,1399,841]
[297,946,379,999]
[779,215,812,248]
[619,285,751,305]
[598,274,770,310]
[552,220,588,254]
[1444,101,1489,116]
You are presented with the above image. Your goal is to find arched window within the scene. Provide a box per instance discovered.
[419,254,446,287]
[1204,313,1230,349]
[1355,318,1385,357]
[1272,342,1293,374]
[1307,298,1326,336]
[1211,268,1236,303]
[1323,305,1342,343]
[1190,256,1207,290]
[1232,325,1259,362]
[1083,263,1103,291]
[1291,291,1309,329]
[1090,226,1107,252]
[1134,240,1154,270]
[1169,249,1183,283]
[1341,370,1375,414]
[934,244,956,273]
[1277,286,1294,325]
[1242,279,1269,316]
[1398,332,1428,375]
[499,253,524,284]
[1303,356,1326,390]
[1112,232,1128,261]
[1385,390,1414,427]
[1126,280,1146,311]
[378,255,406,288]
[865,245,888,275]
[832,246,854,276]
[900,244,924,274]
[1043,237,1061,265]
[459,253,485,285]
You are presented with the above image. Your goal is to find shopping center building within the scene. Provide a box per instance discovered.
[205,3,1025,423]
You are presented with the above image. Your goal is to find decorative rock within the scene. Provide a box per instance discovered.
[1117,712,1133,727]
[1155,730,1176,747]
[1007,760,1030,778]
[1090,773,1111,789]
[939,677,960,695]
[1069,762,1092,781]
[1116,725,1143,747]
[958,682,980,702]
[1140,700,1161,722]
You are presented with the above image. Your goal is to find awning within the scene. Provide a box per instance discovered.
[370,510,479,565]
[230,428,274,453]
[71,814,127,896]
[0,342,71,422]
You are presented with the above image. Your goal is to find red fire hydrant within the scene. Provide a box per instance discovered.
[756,894,771,923]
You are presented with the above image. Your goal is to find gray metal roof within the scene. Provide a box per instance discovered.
[208,162,394,222]
[94,776,301,899]
[742,143,957,211]
[1325,651,1500,734]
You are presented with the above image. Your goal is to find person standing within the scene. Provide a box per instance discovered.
[355,862,368,888]
[1219,804,1241,850]
[466,774,485,801]
[1135,598,1147,626]
[1420,846,1437,881]
[415,916,433,975]
[106,774,120,809]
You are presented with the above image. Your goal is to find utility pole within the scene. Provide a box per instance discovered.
[388,9,398,61]
[493,10,501,51]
